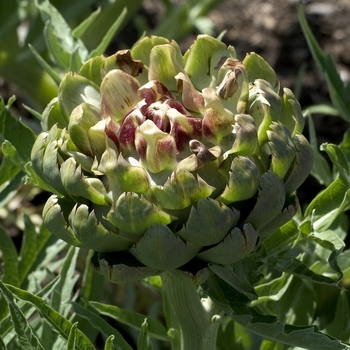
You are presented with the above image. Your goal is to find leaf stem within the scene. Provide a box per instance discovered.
[161,270,222,350]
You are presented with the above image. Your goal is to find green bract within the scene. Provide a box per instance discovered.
[31,35,313,283]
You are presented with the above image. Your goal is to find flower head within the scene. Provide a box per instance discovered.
[32,35,313,283]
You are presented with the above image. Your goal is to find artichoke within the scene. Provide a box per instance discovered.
[31,35,313,284]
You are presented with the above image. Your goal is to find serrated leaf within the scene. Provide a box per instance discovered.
[51,246,79,314]
[3,284,95,350]
[275,258,339,287]
[1,275,61,343]
[0,281,45,350]
[252,273,293,307]
[204,276,350,350]
[209,264,257,301]
[18,214,40,285]
[278,276,317,325]
[71,301,133,350]
[35,0,88,69]
[325,291,350,341]
[89,301,169,341]
[0,222,19,286]
[254,219,300,261]
[305,177,350,232]
[310,229,345,283]
[320,143,350,183]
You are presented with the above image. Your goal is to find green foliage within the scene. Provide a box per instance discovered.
[1,1,350,350]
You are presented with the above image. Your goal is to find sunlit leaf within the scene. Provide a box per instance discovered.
[3,284,95,350]
[89,301,169,341]
[0,281,45,350]
[204,276,350,350]
[71,301,133,350]
[325,291,350,342]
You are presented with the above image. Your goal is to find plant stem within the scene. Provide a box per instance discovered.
[161,270,221,350]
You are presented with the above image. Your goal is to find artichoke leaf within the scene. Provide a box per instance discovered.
[148,44,184,92]
[258,195,299,239]
[59,72,100,121]
[243,52,279,92]
[107,193,177,236]
[60,157,111,205]
[100,69,140,121]
[92,251,160,284]
[217,58,249,114]
[284,133,314,196]
[68,102,103,157]
[177,198,240,246]
[184,34,235,90]
[267,122,296,179]
[69,204,134,252]
[43,195,82,247]
[228,114,258,156]
[99,150,151,195]
[280,88,305,136]
[151,170,215,210]
[217,156,260,205]
[129,224,200,270]
[196,223,258,264]
[243,171,285,229]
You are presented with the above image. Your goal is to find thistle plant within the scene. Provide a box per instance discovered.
[28,33,313,349]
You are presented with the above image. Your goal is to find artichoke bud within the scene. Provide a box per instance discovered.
[31,34,314,283]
